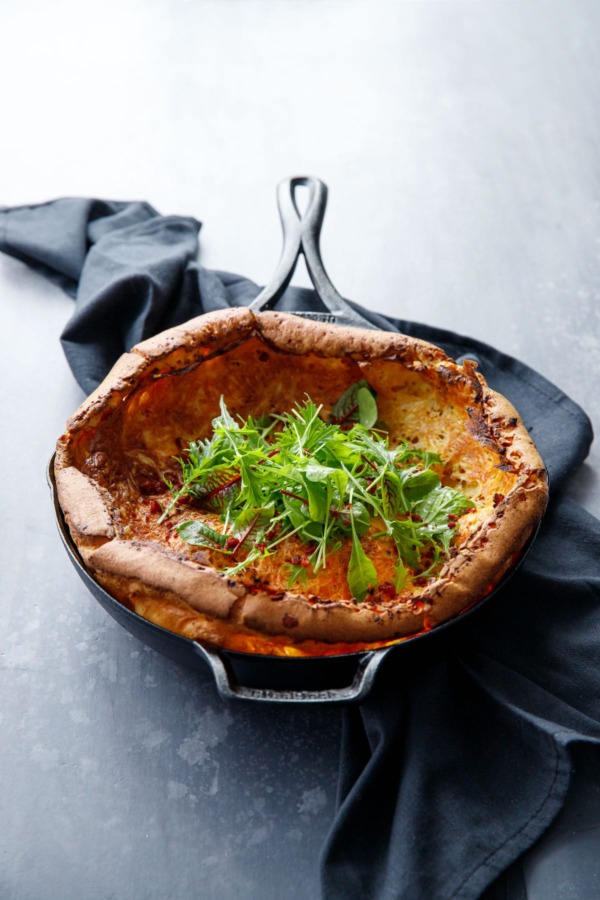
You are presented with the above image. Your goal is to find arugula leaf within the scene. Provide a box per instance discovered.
[347,516,378,602]
[402,468,440,503]
[389,519,424,571]
[415,485,473,525]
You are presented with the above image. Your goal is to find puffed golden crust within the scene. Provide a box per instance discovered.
[54,307,548,656]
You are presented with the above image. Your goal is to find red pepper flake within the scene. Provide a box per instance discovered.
[378,581,397,599]
[290,553,312,568]
[149,499,161,515]
[224,536,240,552]
[493,493,505,507]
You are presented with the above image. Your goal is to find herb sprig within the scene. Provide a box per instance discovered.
[159,384,474,601]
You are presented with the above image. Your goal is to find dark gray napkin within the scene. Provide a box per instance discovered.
[2,198,599,899]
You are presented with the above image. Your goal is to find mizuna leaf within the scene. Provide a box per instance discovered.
[213,395,239,431]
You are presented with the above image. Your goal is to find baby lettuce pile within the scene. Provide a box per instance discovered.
[159,382,473,601]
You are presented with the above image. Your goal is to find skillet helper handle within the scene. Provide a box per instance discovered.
[250,176,376,328]
[193,643,389,704]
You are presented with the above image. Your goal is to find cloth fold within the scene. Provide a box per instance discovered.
[321,495,600,899]
[2,198,599,900]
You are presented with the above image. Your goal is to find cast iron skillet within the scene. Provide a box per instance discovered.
[49,176,539,704]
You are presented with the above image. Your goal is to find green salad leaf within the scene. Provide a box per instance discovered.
[158,382,475,602]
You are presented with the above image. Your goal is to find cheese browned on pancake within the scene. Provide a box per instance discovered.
[54,308,547,656]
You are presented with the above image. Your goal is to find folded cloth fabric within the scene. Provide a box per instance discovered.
[0,198,393,395]
[2,199,599,900]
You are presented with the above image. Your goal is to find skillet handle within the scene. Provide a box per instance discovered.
[193,643,390,704]
[249,176,325,312]
[250,176,375,328]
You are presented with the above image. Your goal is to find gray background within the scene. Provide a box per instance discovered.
[1,1,599,898]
